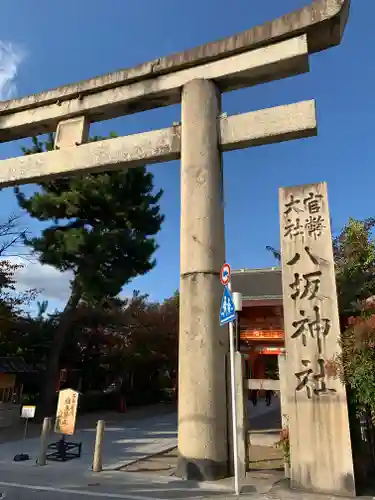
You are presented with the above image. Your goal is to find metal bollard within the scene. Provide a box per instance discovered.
[38,417,52,466]
[92,420,105,472]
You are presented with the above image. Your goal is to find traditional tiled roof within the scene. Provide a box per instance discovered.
[0,357,34,373]
[231,267,282,301]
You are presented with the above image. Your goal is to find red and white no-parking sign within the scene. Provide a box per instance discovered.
[220,263,231,286]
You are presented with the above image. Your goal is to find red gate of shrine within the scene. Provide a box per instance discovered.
[241,331,284,396]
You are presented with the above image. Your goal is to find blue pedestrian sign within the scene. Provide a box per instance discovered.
[220,286,236,326]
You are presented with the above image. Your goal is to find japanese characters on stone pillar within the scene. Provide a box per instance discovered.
[279,182,355,496]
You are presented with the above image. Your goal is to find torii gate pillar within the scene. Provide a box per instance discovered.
[177,79,228,480]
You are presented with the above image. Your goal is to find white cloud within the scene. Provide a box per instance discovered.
[5,256,73,304]
[0,41,24,100]
[1,257,143,310]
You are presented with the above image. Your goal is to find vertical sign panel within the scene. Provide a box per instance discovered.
[55,388,79,436]
[279,182,355,495]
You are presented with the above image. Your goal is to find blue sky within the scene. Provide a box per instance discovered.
[0,0,373,311]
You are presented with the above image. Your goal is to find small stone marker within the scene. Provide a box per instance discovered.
[279,182,355,495]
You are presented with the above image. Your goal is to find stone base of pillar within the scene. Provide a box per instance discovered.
[176,454,228,481]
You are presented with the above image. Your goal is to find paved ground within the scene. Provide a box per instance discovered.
[0,460,302,500]
[248,396,281,430]
[0,410,177,471]
[120,397,284,476]
[0,398,368,500]
[122,445,283,476]
[0,399,286,499]
[0,405,183,499]
[248,396,282,447]
[0,466,236,499]
[0,466,361,500]
[0,404,175,445]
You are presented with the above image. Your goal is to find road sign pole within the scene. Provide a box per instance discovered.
[228,281,240,496]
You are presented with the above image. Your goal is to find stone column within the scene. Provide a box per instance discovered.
[279,182,355,495]
[176,79,228,481]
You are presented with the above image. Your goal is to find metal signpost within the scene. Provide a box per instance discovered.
[220,263,240,496]
[21,405,36,441]
[13,405,37,462]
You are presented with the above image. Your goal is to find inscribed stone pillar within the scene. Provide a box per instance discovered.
[177,79,228,481]
[279,182,355,495]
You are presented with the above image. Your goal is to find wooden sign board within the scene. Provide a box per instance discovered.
[54,388,79,436]
[241,330,284,340]
[279,182,355,495]
[21,405,36,419]
[256,346,283,355]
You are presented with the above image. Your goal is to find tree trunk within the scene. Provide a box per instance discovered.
[40,287,81,418]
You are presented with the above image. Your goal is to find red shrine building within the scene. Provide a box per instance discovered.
[231,267,283,380]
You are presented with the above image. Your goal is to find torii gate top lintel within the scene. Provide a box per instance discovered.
[0,0,349,116]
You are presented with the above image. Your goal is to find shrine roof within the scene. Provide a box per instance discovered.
[0,0,349,114]
[231,267,282,301]
[0,357,34,374]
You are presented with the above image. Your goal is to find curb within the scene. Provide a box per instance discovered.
[110,445,178,471]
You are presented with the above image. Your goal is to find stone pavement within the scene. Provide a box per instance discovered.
[0,399,293,499]
[248,396,282,447]
[0,400,367,499]
[0,410,177,471]
[0,403,175,444]
[0,398,280,468]
[122,446,283,476]
[0,463,365,500]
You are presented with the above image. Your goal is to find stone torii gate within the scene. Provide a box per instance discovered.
[0,0,349,484]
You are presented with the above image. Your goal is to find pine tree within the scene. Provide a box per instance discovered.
[16,134,164,415]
